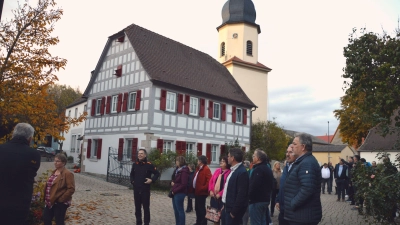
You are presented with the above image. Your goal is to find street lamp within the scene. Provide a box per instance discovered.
[328,121,330,162]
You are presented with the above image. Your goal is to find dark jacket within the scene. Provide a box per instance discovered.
[334,164,348,180]
[193,165,211,196]
[284,152,322,223]
[224,164,249,218]
[276,163,289,210]
[171,166,190,195]
[0,135,41,212]
[249,162,273,204]
[341,159,354,179]
[130,157,160,192]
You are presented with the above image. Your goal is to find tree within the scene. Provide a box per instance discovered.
[340,28,400,137]
[0,0,66,143]
[334,92,373,148]
[251,120,289,161]
[147,149,177,181]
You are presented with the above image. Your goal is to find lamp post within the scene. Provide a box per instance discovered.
[328,121,330,162]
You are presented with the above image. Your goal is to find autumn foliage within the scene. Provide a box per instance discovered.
[0,0,86,144]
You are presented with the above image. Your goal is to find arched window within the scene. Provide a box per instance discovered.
[246,41,253,55]
[221,42,226,57]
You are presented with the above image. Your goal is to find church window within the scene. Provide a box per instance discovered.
[221,42,225,57]
[246,41,253,55]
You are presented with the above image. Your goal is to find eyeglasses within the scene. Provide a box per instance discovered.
[54,160,62,163]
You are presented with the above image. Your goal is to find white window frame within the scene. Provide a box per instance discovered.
[186,142,195,156]
[91,139,98,158]
[163,140,173,153]
[68,110,71,117]
[96,99,102,115]
[166,92,176,112]
[189,97,198,116]
[71,135,76,152]
[84,105,87,113]
[111,95,118,113]
[211,145,218,164]
[213,103,220,120]
[236,108,243,124]
[74,108,78,118]
[128,92,137,111]
[77,135,81,153]
[125,139,133,161]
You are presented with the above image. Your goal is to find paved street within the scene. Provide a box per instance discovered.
[37,162,384,225]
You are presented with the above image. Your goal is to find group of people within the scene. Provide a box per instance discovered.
[0,123,76,225]
[131,132,323,225]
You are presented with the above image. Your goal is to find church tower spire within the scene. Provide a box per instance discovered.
[217,0,271,122]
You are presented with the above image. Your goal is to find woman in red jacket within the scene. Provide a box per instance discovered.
[208,156,231,225]
[193,155,212,225]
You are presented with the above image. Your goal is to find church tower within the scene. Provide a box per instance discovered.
[217,0,271,122]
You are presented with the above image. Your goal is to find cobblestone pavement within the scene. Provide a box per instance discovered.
[37,162,391,225]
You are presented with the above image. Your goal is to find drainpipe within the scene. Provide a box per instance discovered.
[249,106,258,151]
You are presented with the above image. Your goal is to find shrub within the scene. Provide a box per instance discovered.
[28,170,52,225]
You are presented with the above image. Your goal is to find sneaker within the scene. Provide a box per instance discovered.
[345,195,349,198]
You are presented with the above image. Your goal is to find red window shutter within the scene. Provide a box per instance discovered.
[106,96,111,114]
[220,145,226,157]
[221,104,226,121]
[157,139,164,153]
[100,97,105,115]
[208,101,213,119]
[97,139,102,159]
[199,98,205,117]
[117,36,124,42]
[181,141,186,156]
[117,93,122,113]
[118,138,124,161]
[122,92,128,112]
[135,90,141,111]
[243,109,247,125]
[87,139,92,158]
[91,99,96,116]
[115,65,122,77]
[160,89,167,111]
[184,95,190,115]
[131,138,138,162]
[206,144,212,165]
[177,94,183,114]
[176,141,186,156]
[197,143,203,156]
[241,146,246,153]
[232,106,237,123]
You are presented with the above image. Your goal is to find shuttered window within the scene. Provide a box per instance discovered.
[246,41,253,55]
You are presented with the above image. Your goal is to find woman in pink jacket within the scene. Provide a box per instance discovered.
[208,156,231,225]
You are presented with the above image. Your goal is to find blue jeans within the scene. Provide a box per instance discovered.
[249,202,268,225]
[172,193,186,225]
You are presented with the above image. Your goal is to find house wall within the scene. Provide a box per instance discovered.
[313,152,341,166]
[359,151,400,165]
[62,102,87,163]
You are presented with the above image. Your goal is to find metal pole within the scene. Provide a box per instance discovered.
[328,121,330,162]
[0,0,4,22]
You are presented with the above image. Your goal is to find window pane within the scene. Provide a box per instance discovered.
[128,92,136,110]
[237,108,242,123]
[166,93,176,111]
[213,103,220,119]
[190,97,198,115]
[211,145,217,163]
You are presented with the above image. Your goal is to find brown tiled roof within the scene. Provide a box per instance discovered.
[315,135,330,143]
[358,108,400,152]
[120,24,255,108]
[312,144,347,153]
[283,129,330,145]
[223,56,272,71]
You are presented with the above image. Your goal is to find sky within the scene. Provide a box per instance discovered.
[2,0,400,136]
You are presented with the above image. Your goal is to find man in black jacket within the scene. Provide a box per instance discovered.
[0,123,41,225]
[284,133,322,225]
[340,156,354,204]
[248,149,273,225]
[221,148,249,225]
[130,149,160,225]
[334,160,348,201]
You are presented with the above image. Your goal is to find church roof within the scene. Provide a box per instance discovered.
[218,0,261,33]
[83,24,256,108]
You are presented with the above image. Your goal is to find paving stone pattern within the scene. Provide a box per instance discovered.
[37,162,387,225]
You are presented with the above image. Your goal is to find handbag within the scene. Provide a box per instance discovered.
[168,190,174,198]
[205,198,221,222]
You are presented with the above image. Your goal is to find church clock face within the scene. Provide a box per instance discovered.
[232,33,238,38]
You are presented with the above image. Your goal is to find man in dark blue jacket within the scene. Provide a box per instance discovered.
[276,145,296,225]
[0,123,41,225]
[221,148,249,225]
[284,133,322,225]
[334,160,348,201]
[248,149,273,225]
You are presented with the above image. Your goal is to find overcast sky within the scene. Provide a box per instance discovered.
[2,0,400,136]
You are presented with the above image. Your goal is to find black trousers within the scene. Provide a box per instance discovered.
[43,203,69,225]
[321,178,329,193]
[278,209,290,225]
[134,190,151,225]
[336,179,346,200]
[271,188,279,215]
[0,208,29,225]
[194,195,207,225]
